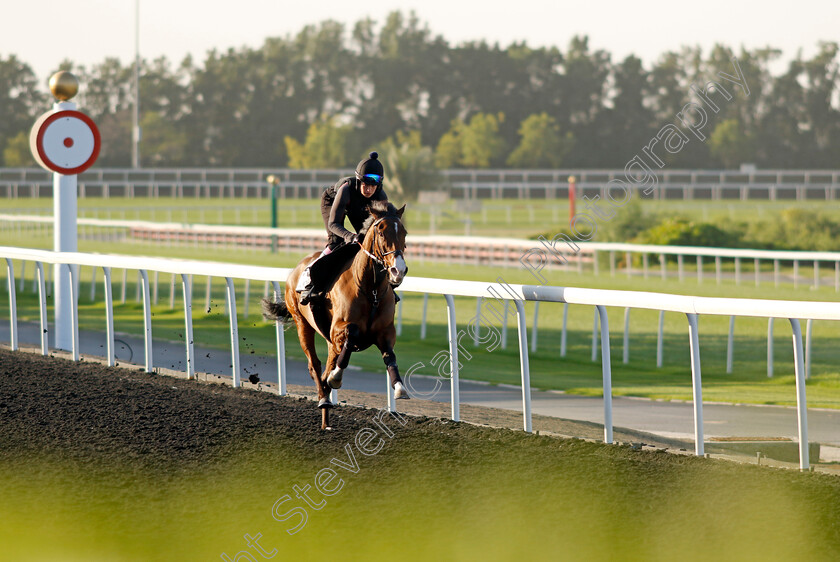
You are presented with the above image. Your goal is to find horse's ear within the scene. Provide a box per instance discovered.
[396,204,406,218]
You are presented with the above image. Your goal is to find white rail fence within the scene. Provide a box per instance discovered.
[2,247,837,470]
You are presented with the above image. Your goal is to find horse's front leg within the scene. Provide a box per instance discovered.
[326,323,359,390]
[377,327,409,399]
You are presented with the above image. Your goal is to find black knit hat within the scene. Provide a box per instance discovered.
[355,151,384,180]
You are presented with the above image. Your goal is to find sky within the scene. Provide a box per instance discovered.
[1,0,838,82]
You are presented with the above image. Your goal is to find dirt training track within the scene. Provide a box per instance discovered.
[2,347,840,561]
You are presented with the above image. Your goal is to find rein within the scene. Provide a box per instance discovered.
[358,215,403,330]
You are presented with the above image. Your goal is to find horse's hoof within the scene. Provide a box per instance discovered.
[322,426,334,431]
[318,398,333,409]
[327,367,343,389]
[394,381,410,399]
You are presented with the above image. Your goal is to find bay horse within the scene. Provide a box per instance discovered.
[262,201,409,429]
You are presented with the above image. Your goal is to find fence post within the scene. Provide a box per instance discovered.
[271,282,287,396]
[68,264,80,361]
[103,267,115,367]
[596,305,613,444]
[444,294,460,422]
[36,262,47,355]
[788,318,810,470]
[514,300,533,433]
[5,259,18,351]
[686,313,704,456]
[139,270,153,372]
[181,274,195,380]
[225,277,241,387]
[591,307,599,362]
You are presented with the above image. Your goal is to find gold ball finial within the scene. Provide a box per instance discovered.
[49,71,79,101]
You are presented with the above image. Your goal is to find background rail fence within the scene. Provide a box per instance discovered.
[3,214,840,287]
[3,167,840,200]
[3,246,838,470]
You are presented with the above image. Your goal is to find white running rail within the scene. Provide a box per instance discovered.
[3,246,837,470]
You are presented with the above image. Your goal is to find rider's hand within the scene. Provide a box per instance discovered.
[349,234,361,245]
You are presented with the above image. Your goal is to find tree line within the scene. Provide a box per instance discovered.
[2,11,839,171]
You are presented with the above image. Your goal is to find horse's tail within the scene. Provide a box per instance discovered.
[261,297,292,323]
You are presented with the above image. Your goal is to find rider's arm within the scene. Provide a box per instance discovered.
[327,183,356,243]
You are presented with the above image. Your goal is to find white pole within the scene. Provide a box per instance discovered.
[514,300,532,433]
[591,307,599,362]
[182,274,195,380]
[225,277,241,387]
[140,270,152,371]
[597,305,613,444]
[788,318,810,470]
[36,262,48,355]
[5,259,18,351]
[103,267,115,367]
[271,283,286,395]
[444,294,460,422]
[53,99,78,350]
[686,313,704,456]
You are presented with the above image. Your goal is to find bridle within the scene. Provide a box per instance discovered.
[357,215,404,325]
[359,216,403,267]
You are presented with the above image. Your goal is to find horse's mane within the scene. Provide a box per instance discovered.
[359,201,400,237]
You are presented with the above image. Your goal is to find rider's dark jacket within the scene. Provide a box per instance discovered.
[320,176,388,250]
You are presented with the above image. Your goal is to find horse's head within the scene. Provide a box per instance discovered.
[360,201,408,286]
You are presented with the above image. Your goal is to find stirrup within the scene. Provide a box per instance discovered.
[299,286,314,305]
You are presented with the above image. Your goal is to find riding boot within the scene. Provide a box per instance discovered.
[299,284,315,305]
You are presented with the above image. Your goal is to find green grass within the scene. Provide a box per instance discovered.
[3,197,840,408]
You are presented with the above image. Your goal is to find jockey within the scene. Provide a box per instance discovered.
[298,151,399,305]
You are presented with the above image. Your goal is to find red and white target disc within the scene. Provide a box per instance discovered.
[30,109,101,175]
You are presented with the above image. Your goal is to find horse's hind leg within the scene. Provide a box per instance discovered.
[294,318,332,428]
[376,327,409,399]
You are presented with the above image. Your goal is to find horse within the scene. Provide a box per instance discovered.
[262,201,409,429]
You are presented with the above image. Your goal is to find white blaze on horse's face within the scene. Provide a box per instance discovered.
[389,254,407,285]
